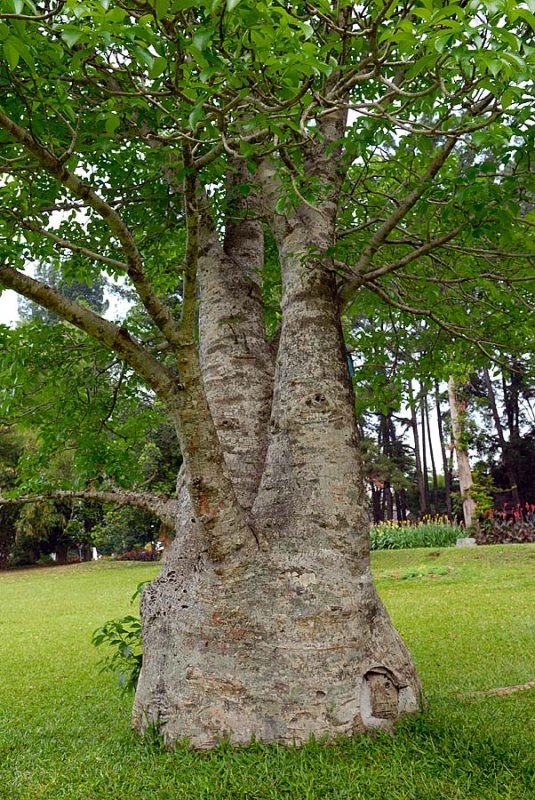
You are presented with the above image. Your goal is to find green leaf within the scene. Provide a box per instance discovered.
[487,59,502,77]
[199,65,219,82]
[433,33,452,53]
[3,39,19,70]
[226,0,243,10]
[131,44,154,70]
[192,29,212,51]
[155,0,170,18]
[61,29,83,48]
[149,55,167,79]
[301,21,314,40]
[275,196,287,214]
[188,102,204,130]
[171,0,197,9]
[105,114,120,135]
[500,88,515,109]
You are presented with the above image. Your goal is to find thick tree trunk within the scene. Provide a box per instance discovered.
[448,377,477,527]
[133,180,276,744]
[133,175,420,748]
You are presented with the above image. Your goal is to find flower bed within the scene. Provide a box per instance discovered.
[476,504,535,545]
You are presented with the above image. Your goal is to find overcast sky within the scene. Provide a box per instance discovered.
[0,290,19,326]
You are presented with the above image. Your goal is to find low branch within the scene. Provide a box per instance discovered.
[0,263,179,401]
[0,489,178,530]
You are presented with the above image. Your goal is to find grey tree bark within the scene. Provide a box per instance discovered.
[132,159,421,748]
[0,148,422,749]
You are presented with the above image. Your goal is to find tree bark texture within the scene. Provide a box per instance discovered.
[448,377,477,527]
[133,181,421,748]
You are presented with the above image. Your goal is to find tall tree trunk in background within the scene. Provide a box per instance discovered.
[447,376,476,528]
[420,394,430,513]
[502,366,522,442]
[133,148,421,747]
[387,413,403,521]
[379,412,395,521]
[483,367,520,505]
[435,381,452,518]
[408,382,427,516]
[372,482,382,524]
[424,394,439,513]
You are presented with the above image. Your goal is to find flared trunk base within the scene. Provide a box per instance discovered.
[132,534,421,749]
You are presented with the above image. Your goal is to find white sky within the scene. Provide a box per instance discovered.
[0,290,19,326]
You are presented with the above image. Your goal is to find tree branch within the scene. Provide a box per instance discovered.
[1,210,129,271]
[339,137,458,306]
[0,0,66,20]
[0,263,179,401]
[0,489,178,530]
[0,109,182,349]
[356,225,464,284]
[365,279,512,367]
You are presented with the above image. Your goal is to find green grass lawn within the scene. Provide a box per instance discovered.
[0,545,534,800]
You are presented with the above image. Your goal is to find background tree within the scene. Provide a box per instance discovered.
[0,426,23,566]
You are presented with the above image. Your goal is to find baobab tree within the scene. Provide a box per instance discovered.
[0,0,533,747]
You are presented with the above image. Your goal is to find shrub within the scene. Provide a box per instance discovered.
[116,547,160,562]
[92,615,142,694]
[370,517,461,550]
[91,582,148,694]
[36,554,55,566]
[476,503,535,545]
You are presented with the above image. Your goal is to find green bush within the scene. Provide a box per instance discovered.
[370,519,462,550]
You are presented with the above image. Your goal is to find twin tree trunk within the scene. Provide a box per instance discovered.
[133,171,421,748]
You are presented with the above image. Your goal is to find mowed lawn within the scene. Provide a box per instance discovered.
[0,545,534,800]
